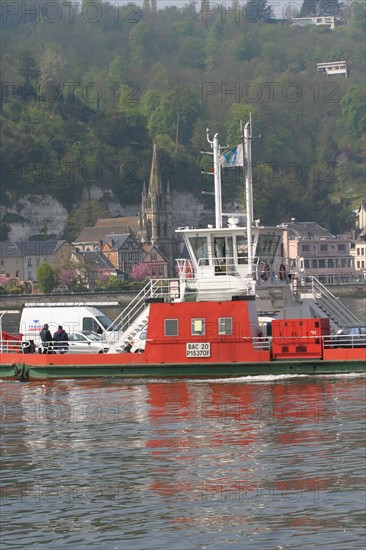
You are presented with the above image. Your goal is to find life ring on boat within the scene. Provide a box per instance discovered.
[262,263,269,281]
[186,263,192,279]
[279,264,287,281]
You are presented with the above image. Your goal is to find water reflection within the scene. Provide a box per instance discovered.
[1,375,365,548]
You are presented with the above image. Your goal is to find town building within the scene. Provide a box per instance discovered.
[138,143,177,276]
[354,202,366,233]
[316,61,348,77]
[0,240,72,282]
[350,234,366,281]
[70,249,116,288]
[73,225,131,252]
[281,221,357,284]
[143,244,169,279]
[101,233,144,280]
[291,16,337,29]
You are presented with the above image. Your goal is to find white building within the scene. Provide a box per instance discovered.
[350,235,366,281]
[317,61,348,77]
[292,16,336,29]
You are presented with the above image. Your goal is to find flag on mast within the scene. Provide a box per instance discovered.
[217,144,243,167]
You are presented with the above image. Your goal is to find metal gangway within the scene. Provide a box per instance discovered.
[306,276,362,332]
[105,278,183,351]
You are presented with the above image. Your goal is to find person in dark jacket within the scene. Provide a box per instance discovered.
[53,325,69,354]
[39,324,53,354]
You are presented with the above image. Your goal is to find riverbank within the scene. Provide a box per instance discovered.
[0,291,137,310]
[0,284,365,310]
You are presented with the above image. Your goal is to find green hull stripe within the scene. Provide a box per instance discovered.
[1,361,365,379]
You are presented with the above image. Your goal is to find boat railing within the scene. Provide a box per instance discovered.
[308,276,362,329]
[323,334,366,349]
[0,340,25,353]
[105,278,186,343]
[251,337,270,350]
[1,335,365,355]
[176,259,195,279]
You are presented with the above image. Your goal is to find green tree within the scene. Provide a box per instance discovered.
[17,50,40,84]
[37,263,55,293]
[339,85,365,139]
[246,0,272,22]
[301,0,342,17]
[65,200,110,241]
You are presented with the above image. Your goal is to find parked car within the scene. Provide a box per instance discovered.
[67,331,110,354]
[330,325,366,348]
[130,328,147,353]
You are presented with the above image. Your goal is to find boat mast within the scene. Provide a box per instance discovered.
[243,120,254,276]
[206,130,222,228]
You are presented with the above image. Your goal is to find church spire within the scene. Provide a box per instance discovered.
[149,142,163,195]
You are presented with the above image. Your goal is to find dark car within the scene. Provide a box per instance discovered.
[329,325,366,348]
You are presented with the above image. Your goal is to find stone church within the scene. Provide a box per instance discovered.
[138,143,177,275]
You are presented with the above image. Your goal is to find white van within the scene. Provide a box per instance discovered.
[20,303,120,348]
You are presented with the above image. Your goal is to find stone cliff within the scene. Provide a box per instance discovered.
[2,186,244,241]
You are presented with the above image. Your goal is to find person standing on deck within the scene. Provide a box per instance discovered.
[53,325,69,354]
[39,324,53,354]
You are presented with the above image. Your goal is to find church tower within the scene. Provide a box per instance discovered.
[138,143,176,274]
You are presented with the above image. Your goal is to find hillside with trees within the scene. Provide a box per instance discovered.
[0,0,365,238]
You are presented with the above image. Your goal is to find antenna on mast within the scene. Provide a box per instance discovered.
[242,117,255,277]
[205,129,222,228]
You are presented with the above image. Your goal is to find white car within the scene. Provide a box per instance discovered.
[67,331,110,354]
[130,328,147,353]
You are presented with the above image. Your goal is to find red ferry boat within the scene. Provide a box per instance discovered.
[1,122,364,380]
[1,297,365,380]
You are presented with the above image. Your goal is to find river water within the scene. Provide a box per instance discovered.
[1,375,365,549]
[1,297,365,549]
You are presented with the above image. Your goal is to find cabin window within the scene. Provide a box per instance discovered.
[165,319,178,336]
[218,317,232,335]
[189,237,208,264]
[191,318,205,336]
[236,236,248,264]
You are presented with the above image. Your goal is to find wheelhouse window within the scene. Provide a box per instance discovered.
[189,237,208,265]
[218,317,232,335]
[255,234,280,263]
[191,318,205,336]
[164,319,178,336]
[236,236,248,264]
